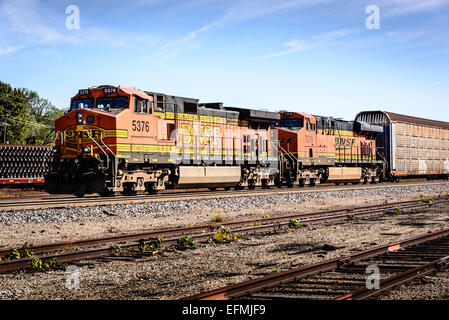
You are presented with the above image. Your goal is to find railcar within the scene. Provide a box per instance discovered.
[272,111,386,186]
[45,85,280,196]
[0,144,51,187]
[355,111,449,182]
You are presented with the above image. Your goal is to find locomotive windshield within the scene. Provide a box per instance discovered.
[280,119,303,128]
[96,97,129,109]
[71,98,94,110]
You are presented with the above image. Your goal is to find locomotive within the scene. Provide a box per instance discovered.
[45,86,280,196]
[44,85,448,197]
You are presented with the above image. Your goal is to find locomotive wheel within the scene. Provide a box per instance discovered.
[248,184,256,190]
[224,187,231,191]
[209,187,217,191]
[309,179,316,187]
[99,189,115,197]
[147,188,159,195]
[262,180,270,189]
[122,184,137,196]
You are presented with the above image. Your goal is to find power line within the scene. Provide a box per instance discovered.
[4,115,54,129]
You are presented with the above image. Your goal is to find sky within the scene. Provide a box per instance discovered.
[0,0,448,121]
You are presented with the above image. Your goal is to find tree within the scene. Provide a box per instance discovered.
[23,88,64,145]
[0,81,64,145]
[0,81,30,144]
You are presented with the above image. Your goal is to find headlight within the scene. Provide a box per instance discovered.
[83,146,91,153]
[77,112,84,124]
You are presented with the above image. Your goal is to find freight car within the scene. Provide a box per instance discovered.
[0,144,52,187]
[355,111,449,182]
[45,86,280,196]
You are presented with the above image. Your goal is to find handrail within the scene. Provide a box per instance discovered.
[82,130,110,170]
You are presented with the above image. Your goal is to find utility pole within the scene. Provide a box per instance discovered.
[2,115,9,144]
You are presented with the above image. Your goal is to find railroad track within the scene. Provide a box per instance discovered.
[185,227,449,300]
[0,179,447,211]
[0,196,446,274]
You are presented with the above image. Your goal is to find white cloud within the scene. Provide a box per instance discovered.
[0,0,158,54]
[0,45,23,55]
[163,0,333,51]
[258,28,354,59]
[381,0,449,17]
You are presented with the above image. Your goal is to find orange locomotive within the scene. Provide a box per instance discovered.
[45,85,280,196]
[273,111,385,186]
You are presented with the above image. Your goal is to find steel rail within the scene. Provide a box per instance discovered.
[184,227,449,300]
[0,180,447,211]
[0,196,445,259]
[1,197,447,274]
[334,255,449,300]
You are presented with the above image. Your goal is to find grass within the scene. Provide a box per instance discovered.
[211,212,225,223]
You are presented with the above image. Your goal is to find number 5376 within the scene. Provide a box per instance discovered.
[132,120,150,132]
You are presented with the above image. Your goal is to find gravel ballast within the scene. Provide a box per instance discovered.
[1,182,449,300]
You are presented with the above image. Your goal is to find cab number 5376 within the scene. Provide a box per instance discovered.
[132,120,150,132]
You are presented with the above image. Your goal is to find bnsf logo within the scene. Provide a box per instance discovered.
[65,130,101,140]
[336,137,356,146]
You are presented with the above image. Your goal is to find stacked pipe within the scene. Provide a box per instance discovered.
[0,145,52,179]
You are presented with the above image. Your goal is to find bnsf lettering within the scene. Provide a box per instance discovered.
[132,120,150,132]
[181,123,221,145]
[65,130,101,140]
[336,137,356,146]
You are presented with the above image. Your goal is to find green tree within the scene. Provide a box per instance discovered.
[23,89,64,145]
[0,82,64,145]
[0,81,30,144]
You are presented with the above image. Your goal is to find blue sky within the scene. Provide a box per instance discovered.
[0,0,448,121]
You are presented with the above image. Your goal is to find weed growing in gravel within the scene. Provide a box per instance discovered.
[395,205,402,213]
[211,212,225,222]
[262,214,270,219]
[29,257,58,271]
[178,235,197,247]
[138,236,164,254]
[1,243,32,261]
[212,226,243,243]
[288,219,302,228]
[110,244,122,256]
[421,195,434,203]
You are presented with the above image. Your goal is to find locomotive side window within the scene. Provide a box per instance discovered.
[279,119,303,128]
[134,96,148,114]
[71,98,93,110]
[305,119,316,131]
[97,97,128,109]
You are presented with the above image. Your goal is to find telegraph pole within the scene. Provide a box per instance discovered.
[2,115,9,144]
